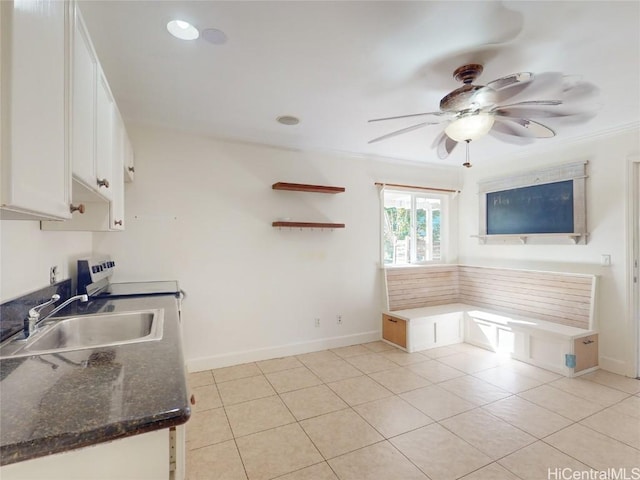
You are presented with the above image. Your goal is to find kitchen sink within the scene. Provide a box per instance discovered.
[0,310,163,358]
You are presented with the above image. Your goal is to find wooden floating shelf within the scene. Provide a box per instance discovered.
[272,221,345,229]
[272,182,345,194]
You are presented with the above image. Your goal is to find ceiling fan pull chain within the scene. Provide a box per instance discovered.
[463,140,472,168]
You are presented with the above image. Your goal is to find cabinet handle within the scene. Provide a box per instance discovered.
[96,178,110,189]
[69,203,85,214]
[433,323,437,343]
[190,394,196,405]
[114,220,123,226]
[127,166,135,173]
[582,339,595,345]
[387,318,397,323]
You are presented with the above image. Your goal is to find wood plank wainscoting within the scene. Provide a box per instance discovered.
[385,265,594,330]
[385,265,460,311]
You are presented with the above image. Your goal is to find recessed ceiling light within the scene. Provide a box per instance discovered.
[201,28,228,45]
[167,20,199,40]
[277,115,300,125]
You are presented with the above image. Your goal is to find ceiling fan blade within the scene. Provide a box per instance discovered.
[493,71,565,104]
[368,122,431,144]
[432,131,458,159]
[561,78,600,105]
[494,107,575,119]
[368,111,451,123]
[494,116,556,138]
[490,100,562,112]
[486,72,533,91]
[488,126,534,145]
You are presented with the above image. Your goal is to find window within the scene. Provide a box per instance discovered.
[382,189,446,265]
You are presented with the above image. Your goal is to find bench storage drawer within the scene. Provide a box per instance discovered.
[574,334,598,372]
[382,314,406,348]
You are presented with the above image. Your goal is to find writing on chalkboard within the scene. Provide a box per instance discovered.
[487,180,574,235]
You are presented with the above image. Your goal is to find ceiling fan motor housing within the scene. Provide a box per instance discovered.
[453,64,484,84]
[440,85,489,112]
[440,64,497,112]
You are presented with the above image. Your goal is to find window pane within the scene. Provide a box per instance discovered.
[383,192,412,265]
[416,196,441,262]
[415,197,427,263]
[383,190,443,265]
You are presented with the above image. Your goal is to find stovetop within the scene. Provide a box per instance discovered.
[78,257,179,298]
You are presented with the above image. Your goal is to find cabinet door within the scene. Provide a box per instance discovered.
[0,0,71,220]
[433,314,462,347]
[70,6,98,192]
[109,110,125,230]
[0,429,170,480]
[464,317,496,350]
[124,132,135,182]
[95,71,114,201]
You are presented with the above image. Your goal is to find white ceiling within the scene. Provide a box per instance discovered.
[79,1,640,168]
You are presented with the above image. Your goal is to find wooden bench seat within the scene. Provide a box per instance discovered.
[382,265,598,376]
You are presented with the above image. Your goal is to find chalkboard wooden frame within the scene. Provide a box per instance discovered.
[477,161,588,244]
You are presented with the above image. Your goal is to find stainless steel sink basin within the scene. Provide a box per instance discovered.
[0,310,163,358]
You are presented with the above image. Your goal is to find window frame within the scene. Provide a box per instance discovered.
[380,187,449,267]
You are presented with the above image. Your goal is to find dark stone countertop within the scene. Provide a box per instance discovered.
[0,294,191,466]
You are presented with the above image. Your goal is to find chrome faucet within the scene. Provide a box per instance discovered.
[26,294,89,337]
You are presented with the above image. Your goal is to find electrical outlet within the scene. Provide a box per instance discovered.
[337,314,342,325]
[315,318,320,328]
[50,266,58,285]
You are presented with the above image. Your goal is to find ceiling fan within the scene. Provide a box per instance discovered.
[368,63,596,167]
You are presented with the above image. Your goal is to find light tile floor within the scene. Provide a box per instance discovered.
[186,342,640,480]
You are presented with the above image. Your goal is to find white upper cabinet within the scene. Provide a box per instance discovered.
[71,5,113,200]
[42,3,131,232]
[124,131,135,183]
[0,0,72,220]
[110,109,126,230]
[70,6,97,193]
[96,71,114,201]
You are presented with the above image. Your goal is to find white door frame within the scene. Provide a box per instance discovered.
[627,154,640,378]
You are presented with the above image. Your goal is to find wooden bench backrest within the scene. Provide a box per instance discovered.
[385,265,459,311]
[385,265,596,330]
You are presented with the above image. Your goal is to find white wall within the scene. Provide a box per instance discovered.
[457,126,640,376]
[0,221,92,301]
[4,124,638,377]
[93,125,461,370]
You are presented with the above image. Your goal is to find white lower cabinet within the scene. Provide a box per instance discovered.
[464,313,598,376]
[0,426,185,480]
[409,312,463,352]
[383,311,463,352]
[465,317,527,357]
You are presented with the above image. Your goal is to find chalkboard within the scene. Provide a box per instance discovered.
[486,180,574,235]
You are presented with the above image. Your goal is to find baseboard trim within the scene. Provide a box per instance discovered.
[187,330,381,372]
[598,355,628,376]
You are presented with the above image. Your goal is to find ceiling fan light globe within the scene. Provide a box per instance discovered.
[444,113,495,142]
